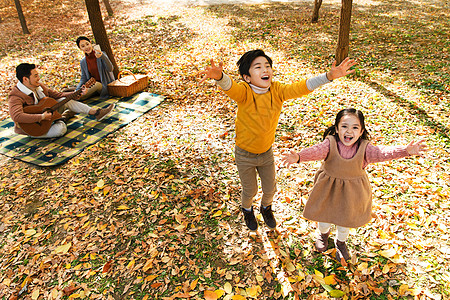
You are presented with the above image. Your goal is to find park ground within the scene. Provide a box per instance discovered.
[0,0,449,299]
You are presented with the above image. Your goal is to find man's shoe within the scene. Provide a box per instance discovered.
[61,109,76,123]
[94,104,115,121]
[335,240,351,262]
[315,230,330,252]
[260,205,276,229]
[242,207,258,231]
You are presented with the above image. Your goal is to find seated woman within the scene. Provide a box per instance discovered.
[76,36,115,100]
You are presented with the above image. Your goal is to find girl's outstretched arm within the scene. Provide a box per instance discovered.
[282,140,330,167]
[406,139,428,156]
[199,59,224,82]
[365,140,428,166]
[326,57,357,80]
[281,150,300,168]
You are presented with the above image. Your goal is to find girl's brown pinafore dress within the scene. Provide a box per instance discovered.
[303,136,372,228]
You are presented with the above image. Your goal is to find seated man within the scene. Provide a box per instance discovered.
[8,63,115,138]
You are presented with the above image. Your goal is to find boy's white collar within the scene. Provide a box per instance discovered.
[249,83,269,94]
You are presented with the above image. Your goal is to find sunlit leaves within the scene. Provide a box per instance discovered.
[0,0,448,299]
[117,205,130,210]
[53,242,72,255]
[223,282,232,294]
[204,290,218,300]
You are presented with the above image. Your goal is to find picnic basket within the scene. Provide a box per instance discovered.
[108,70,148,97]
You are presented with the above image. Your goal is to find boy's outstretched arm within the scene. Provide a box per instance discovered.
[199,59,224,82]
[326,57,357,81]
[406,140,428,156]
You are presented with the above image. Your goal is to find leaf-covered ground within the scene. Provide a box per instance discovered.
[0,0,449,299]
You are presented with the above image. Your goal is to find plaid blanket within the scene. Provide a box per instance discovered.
[0,92,164,167]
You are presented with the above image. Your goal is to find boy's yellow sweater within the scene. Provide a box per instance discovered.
[224,78,311,154]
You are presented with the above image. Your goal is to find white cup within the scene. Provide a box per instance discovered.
[93,44,101,53]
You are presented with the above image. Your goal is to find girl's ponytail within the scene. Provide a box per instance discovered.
[323,125,336,140]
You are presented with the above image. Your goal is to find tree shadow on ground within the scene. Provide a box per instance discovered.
[203,0,449,139]
[367,80,450,142]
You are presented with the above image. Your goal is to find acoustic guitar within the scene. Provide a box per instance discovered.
[19,78,96,136]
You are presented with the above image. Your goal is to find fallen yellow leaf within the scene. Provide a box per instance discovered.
[391,254,405,264]
[357,262,368,271]
[398,284,410,296]
[314,269,324,278]
[324,275,336,285]
[127,259,135,269]
[25,229,37,236]
[224,282,232,294]
[31,288,40,300]
[103,186,111,195]
[215,290,225,298]
[96,179,105,188]
[190,278,199,290]
[246,286,259,297]
[212,210,222,217]
[2,278,11,287]
[50,288,58,299]
[379,247,397,258]
[285,262,295,272]
[145,275,157,282]
[204,290,218,300]
[408,288,421,296]
[54,242,71,254]
[143,259,153,272]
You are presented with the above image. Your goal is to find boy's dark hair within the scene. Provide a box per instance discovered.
[323,108,370,141]
[237,49,273,78]
[76,36,91,48]
[16,63,36,83]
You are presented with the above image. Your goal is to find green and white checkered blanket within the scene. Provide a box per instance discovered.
[0,92,164,167]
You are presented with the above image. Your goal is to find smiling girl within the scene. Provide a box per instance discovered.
[75,36,115,100]
[200,50,356,231]
[282,108,427,262]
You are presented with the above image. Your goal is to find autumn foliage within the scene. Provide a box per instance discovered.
[0,0,449,299]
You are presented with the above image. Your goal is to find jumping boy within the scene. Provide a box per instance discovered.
[200,50,356,231]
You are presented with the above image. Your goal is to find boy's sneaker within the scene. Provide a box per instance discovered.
[94,104,115,121]
[241,207,258,231]
[335,240,351,262]
[315,231,330,252]
[260,205,276,229]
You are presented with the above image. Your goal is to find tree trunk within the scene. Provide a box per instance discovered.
[335,0,353,65]
[103,0,114,16]
[311,0,323,23]
[85,0,119,78]
[14,0,30,34]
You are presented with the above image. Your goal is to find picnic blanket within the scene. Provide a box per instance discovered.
[0,92,164,167]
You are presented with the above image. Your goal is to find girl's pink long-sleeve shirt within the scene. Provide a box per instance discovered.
[297,138,410,168]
